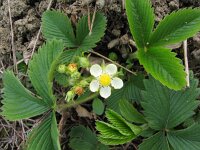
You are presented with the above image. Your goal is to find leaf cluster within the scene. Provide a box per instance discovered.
[126,0,200,90]
[139,74,200,149]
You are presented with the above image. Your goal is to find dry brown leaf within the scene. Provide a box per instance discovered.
[75,105,96,119]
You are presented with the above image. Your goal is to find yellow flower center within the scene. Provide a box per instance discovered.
[99,74,111,86]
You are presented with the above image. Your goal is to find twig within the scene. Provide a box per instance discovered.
[30,0,53,60]
[20,120,25,142]
[87,4,91,31]
[90,50,137,75]
[7,0,18,73]
[122,0,125,10]
[183,40,190,87]
[89,5,97,35]
[0,61,5,74]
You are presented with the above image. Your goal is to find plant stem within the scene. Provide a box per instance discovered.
[57,93,99,112]
[90,50,137,75]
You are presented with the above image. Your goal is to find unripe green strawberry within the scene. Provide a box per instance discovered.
[78,57,90,68]
[71,71,81,80]
[58,64,66,73]
[65,90,75,102]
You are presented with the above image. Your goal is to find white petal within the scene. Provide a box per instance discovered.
[111,77,123,89]
[105,64,117,75]
[100,86,111,99]
[90,80,100,92]
[90,64,102,77]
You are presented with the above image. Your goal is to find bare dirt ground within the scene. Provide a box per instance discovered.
[0,0,200,149]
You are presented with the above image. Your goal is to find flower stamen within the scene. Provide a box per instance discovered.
[99,74,111,86]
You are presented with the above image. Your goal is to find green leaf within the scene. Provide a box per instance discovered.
[42,10,107,53]
[138,47,186,90]
[139,132,170,150]
[126,0,154,48]
[26,112,61,150]
[1,71,49,121]
[96,121,127,139]
[96,121,136,145]
[98,135,136,146]
[42,10,76,47]
[92,98,105,115]
[141,74,200,130]
[106,109,142,135]
[28,40,64,106]
[149,8,200,47]
[69,125,108,150]
[76,13,107,52]
[58,49,78,64]
[106,74,144,112]
[168,124,200,150]
[96,109,142,145]
[54,72,69,87]
[119,99,146,124]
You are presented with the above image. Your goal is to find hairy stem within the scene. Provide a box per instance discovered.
[57,92,99,112]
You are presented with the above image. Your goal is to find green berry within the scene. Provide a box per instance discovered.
[71,71,81,80]
[65,90,75,102]
[58,64,66,73]
[78,57,90,68]
[108,52,118,61]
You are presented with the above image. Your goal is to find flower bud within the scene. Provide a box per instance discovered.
[67,63,78,73]
[65,90,75,102]
[78,57,90,68]
[57,64,66,73]
[74,86,84,96]
[71,71,81,80]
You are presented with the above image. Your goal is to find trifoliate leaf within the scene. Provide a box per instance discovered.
[1,71,49,121]
[126,0,155,48]
[28,40,64,106]
[141,74,200,130]
[149,8,200,47]
[26,112,61,150]
[138,47,186,90]
[42,10,107,53]
[92,98,105,115]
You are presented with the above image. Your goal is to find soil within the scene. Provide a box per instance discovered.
[0,0,200,149]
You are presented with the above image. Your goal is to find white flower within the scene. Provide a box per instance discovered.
[89,64,123,98]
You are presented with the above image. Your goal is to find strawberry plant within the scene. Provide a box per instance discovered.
[1,0,200,149]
